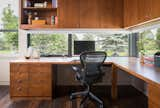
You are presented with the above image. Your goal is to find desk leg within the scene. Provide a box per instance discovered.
[111,64,118,100]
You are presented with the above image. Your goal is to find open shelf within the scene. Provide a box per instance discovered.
[23,7,57,11]
[20,24,58,30]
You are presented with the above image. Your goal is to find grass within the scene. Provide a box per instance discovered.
[0,50,11,54]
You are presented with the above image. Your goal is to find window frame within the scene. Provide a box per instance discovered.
[27,33,134,57]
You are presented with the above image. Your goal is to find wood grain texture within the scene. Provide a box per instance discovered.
[123,0,138,27]
[111,64,118,100]
[80,0,100,28]
[99,0,123,28]
[148,84,160,108]
[138,0,152,23]
[58,0,80,28]
[10,63,52,99]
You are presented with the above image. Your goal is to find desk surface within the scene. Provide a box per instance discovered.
[11,57,160,86]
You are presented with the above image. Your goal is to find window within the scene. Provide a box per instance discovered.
[72,33,129,56]
[137,28,159,57]
[0,0,19,55]
[29,33,68,56]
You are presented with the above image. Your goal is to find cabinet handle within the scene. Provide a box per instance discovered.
[17,80,22,83]
[17,87,22,91]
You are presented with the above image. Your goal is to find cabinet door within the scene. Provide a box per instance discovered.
[80,0,100,28]
[58,0,80,28]
[138,0,152,23]
[124,0,138,27]
[28,64,52,97]
[10,63,29,97]
[151,0,160,19]
[111,0,123,28]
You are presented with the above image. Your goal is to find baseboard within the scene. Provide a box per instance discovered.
[0,81,9,85]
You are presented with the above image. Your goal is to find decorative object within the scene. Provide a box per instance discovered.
[52,0,57,8]
[28,12,32,24]
[34,3,44,8]
[154,30,160,67]
[32,48,40,59]
[23,0,27,7]
[43,1,48,8]
[51,16,55,25]
[32,20,46,25]
[137,34,145,64]
[24,47,33,59]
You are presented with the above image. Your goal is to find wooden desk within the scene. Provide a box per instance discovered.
[10,57,160,108]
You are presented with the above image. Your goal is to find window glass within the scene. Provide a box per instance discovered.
[138,28,159,57]
[72,33,129,56]
[30,34,68,56]
[0,0,18,55]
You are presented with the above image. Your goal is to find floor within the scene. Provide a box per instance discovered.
[0,86,148,108]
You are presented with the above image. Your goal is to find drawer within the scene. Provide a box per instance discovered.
[29,84,52,97]
[148,84,160,107]
[10,63,29,73]
[149,99,160,108]
[10,84,28,96]
[29,64,51,73]
[29,72,52,84]
[11,72,28,81]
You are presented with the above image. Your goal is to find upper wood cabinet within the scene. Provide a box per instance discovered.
[151,0,160,19]
[100,0,123,28]
[80,0,100,28]
[124,0,160,28]
[58,0,80,28]
[138,0,152,23]
[124,0,138,27]
[58,0,123,28]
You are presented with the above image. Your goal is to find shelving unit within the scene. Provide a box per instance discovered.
[20,0,58,29]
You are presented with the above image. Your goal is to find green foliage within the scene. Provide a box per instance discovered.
[1,4,18,50]
[72,33,128,56]
[30,34,68,55]
[137,30,158,56]
[156,28,160,50]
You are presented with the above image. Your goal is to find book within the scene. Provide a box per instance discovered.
[52,0,57,8]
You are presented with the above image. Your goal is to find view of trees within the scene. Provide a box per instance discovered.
[30,34,68,56]
[0,4,18,54]
[73,33,128,56]
[138,28,160,56]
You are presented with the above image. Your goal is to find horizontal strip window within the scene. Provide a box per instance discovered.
[27,33,130,57]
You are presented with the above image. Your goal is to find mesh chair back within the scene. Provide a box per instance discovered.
[80,51,107,77]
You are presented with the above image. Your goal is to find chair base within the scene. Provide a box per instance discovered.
[70,90,103,108]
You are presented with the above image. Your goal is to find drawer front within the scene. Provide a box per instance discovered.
[10,63,29,97]
[28,64,52,97]
[149,99,160,108]
[29,72,51,84]
[10,84,28,96]
[29,83,52,97]
[29,64,51,73]
[148,84,160,107]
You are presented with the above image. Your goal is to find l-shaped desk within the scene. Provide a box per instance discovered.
[10,57,160,108]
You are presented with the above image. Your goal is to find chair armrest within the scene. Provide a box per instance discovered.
[72,66,82,80]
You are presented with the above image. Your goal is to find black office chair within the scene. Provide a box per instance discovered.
[70,51,107,108]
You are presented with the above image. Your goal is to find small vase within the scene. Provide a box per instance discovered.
[140,54,144,64]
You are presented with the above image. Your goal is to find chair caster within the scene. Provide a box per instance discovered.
[70,95,74,100]
[99,104,103,108]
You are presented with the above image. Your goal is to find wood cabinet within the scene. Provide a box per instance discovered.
[80,0,99,28]
[10,63,52,99]
[58,0,80,28]
[138,0,152,23]
[124,0,138,27]
[100,0,123,28]
[148,84,160,108]
[124,0,160,28]
[151,0,160,19]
